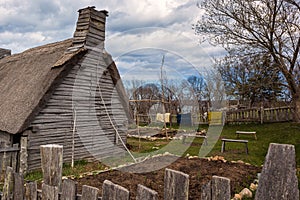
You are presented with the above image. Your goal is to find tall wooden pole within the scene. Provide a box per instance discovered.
[160,55,168,140]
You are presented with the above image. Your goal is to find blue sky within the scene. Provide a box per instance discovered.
[0,0,225,81]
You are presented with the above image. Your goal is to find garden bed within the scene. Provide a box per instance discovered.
[74,155,261,199]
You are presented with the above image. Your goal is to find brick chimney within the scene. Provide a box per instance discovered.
[0,48,11,59]
[73,6,108,48]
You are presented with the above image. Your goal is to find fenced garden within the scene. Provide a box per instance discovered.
[0,122,299,199]
[0,142,298,199]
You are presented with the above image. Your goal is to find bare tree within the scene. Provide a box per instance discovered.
[218,52,285,107]
[187,75,209,113]
[205,68,227,110]
[195,0,300,121]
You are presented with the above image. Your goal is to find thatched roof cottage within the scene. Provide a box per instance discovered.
[0,6,129,173]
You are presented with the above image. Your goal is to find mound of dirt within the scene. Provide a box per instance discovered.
[74,155,261,199]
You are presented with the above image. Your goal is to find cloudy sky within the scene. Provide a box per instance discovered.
[0,0,225,82]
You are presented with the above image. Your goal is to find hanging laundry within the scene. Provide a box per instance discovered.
[156,113,171,123]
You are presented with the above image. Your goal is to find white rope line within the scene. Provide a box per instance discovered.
[97,70,137,163]
[71,108,76,168]
[96,55,137,162]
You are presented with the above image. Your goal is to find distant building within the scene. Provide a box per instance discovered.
[0,7,129,173]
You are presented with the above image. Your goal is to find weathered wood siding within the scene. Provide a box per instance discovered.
[27,49,128,171]
[0,131,13,175]
[26,7,128,171]
[28,50,127,170]
[0,48,11,59]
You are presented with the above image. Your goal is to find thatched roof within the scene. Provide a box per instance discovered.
[0,39,87,134]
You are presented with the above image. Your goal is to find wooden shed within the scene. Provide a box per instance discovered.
[0,6,129,173]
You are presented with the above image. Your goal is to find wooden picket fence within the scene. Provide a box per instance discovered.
[226,106,293,124]
[0,143,19,180]
[0,143,299,199]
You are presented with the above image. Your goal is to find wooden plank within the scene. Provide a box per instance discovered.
[61,179,77,200]
[2,166,13,200]
[81,185,99,200]
[40,144,63,190]
[0,146,20,153]
[25,181,38,200]
[0,141,8,175]
[221,139,248,143]
[42,183,59,200]
[255,143,299,200]
[221,139,249,154]
[102,180,130,200]
[164,168,189,200]
[211,176,231,200]
[236,131,256,134]
[236,131,257,140]
[201,181,211,200]
[13,172,24,200]
[11,144,19,172]
[136,184,158,200]
[19,136,28,173]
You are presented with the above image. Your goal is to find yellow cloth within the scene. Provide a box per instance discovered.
[156,113,170,123]
[208,111,223,125]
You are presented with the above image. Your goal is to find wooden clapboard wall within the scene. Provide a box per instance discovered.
[26,7,128,171]
[0,48,11,59]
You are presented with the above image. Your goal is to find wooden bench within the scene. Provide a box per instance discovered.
[182,134,208,146]
[221,139,249,154]
[236,131,257,140]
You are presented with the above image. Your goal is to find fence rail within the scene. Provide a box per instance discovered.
[0,143,298,199]
[134,106,294,126]
[0,143,19,181]
[226,106,293,124]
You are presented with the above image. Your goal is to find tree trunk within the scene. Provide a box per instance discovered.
[294,95,300,123]
[280,63,300,123]
[292,91,300,122]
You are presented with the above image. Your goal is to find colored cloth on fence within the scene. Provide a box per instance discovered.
[156,113,170,123]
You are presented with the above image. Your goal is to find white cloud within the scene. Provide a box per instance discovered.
[0,0,226,81]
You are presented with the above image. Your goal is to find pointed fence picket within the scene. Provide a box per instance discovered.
[0,143,298,200]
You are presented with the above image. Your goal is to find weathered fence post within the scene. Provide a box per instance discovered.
[136,184,158,200]
[25,181,38,200]
[0,141,7,176]
[255,143,299,200]
[211,176,231,200]
[19,136,28,173]
[102,180,130,200]
[81,185,99,200]
[40,144,63,190]
[200,176,230,200]
[13,172,24,200]
[201,181,211,200]
[42,183,59,200]
[11,143,19,172]
[2,166,13,200]
[61,179,77,200]
[164,168,189,200]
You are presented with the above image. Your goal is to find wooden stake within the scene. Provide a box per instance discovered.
[40,144,63,190]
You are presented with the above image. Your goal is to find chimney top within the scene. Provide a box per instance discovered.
[73,6,108,48]
[0,48,11,59]
[78,6,109,16]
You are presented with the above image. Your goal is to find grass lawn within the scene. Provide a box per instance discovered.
[127,122,300,189]
[22,122,299,184]
[128,122,300,167]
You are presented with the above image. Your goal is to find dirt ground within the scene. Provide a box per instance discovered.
[74,155,261,199]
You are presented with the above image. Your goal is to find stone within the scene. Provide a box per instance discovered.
[255,143,299,200]
[250,183,258,191]
[233,193,242,200]
[239,188,252,198]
